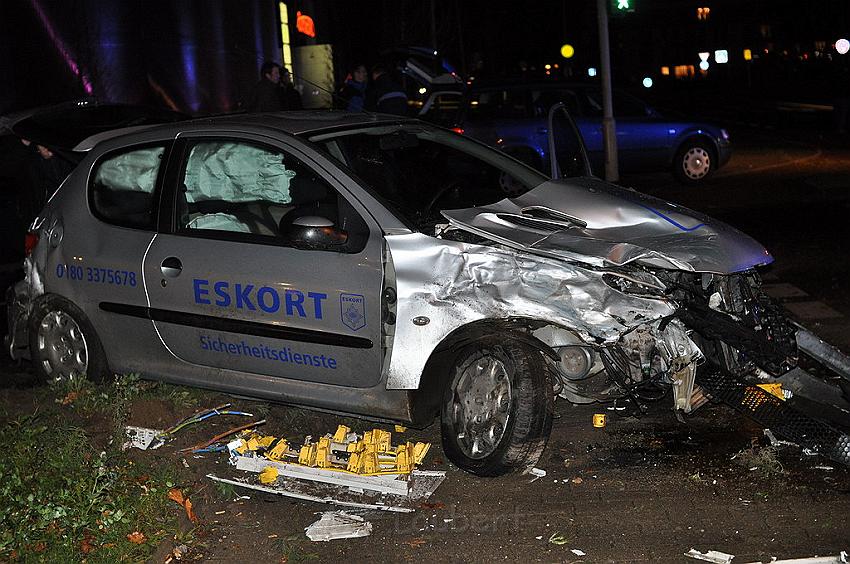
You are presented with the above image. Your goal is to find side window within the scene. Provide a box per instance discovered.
[468,89,530,119]
[90,145,166,230]
[177,140,368,253]
[531,89,580,117]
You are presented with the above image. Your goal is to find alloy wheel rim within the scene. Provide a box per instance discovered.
[450,354,512,459]
[36,310,88,381]
[683,147,711,179]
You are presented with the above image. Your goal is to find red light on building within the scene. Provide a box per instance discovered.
[296,11,315,38]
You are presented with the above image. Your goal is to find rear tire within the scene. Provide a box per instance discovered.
[28,295,108,384]
[673,140,715,185]
[440,338,553,476]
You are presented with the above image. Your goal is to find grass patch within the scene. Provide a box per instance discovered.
[50,373,205,419]
[274,534,319,562]
[732,445,785,478]
[0,411,183,561]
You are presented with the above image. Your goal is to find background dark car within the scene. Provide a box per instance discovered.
[453,82,732,185]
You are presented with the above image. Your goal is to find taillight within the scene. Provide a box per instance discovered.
[450,127,464,135]
[24,232,39,256]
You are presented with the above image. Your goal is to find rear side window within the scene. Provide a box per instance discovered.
[467,89,530,119]
[90,145,166,230]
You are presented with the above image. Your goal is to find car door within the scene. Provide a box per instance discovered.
[578,89,669,172]
[56,141,172,373]
[142,133,386,388]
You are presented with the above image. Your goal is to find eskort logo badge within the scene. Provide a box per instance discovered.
[340,293,366,331]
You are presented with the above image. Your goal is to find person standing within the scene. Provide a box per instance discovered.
[244,61,283,112]
[280,68,303,110]
[365,65,408,116]
[338,64,368,112]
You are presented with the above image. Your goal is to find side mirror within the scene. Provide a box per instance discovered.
[284,215,348,249]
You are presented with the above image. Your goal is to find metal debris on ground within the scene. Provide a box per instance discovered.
[571,548,587,556]
[685,548,735,564]
[206,470,445,513]
[305,511,373,541]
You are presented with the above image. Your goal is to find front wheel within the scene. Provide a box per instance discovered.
[440,338,553,476]
[28,295,109,384]
[673,140,715,184]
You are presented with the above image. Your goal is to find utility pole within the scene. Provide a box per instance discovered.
[596,0,619,182]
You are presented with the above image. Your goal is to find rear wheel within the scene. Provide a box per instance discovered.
[28,295,108,384]
[673,140,715,184]
[440,338,553,476]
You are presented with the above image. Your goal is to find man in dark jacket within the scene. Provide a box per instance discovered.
[365,65,408,116]
[244,61,283,112]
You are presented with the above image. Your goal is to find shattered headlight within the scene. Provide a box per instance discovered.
[601,269,667,297]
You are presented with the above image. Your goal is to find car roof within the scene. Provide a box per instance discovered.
[468,80,601,92]
[73,110,418,151]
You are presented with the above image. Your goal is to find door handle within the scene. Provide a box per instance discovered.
[160,256,183,278]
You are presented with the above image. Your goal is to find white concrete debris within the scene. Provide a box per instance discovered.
[305,511,372,541]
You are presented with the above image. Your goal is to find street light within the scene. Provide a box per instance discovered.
[837,38,850,55]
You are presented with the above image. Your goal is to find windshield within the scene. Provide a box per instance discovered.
[308,124,548,229]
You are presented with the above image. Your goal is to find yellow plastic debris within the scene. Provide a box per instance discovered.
[258,466,279,484]
[299,443,317,466]
[412,442,430,465]
[316,437,332,468]
[394,425,407,433]
[266,439,289,461]
[756,383,787,401]
[332,425,350,443]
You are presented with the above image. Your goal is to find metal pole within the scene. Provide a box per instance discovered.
[596,0,619,182]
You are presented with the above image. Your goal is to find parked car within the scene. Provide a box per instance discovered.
[454,81,732,184]
[6,109,848,477]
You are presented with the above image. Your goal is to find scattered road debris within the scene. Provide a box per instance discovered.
[123,426,163,450]
[742,553,848,564]
[592,413,607,428]
[227,425,430,475]
[685,548,735,564]
[207,469,446,513]
[124,403,255,451]
[305,511,373,541]
[179,419,267,453]
[548,532,569,545]
[526,467,546,482]
[763,428,798,448]
[571,548,587,557]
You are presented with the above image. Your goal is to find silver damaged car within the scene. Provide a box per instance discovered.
[6,108,850,476]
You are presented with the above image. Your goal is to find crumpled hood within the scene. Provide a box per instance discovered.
[441,177,772,274]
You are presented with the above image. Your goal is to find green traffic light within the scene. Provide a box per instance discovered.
[617,0,629,8]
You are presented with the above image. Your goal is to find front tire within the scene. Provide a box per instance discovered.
[440,338,553,476]
[673,140,715,184]
[28,295,108,384]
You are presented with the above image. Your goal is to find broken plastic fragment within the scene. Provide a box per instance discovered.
[259,466,279,484]
[571,548,586,556]
[124,426,164,450]
[684,548,734,564]
[305,511,372,541]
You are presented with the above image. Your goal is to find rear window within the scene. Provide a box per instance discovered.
[89,144,166,230]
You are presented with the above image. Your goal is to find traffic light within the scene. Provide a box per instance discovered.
[610,0,635,14]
